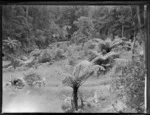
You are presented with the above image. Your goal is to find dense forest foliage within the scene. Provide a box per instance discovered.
[2,5,147,113]
[2,5,146,56]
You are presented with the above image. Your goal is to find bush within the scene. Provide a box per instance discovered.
[65,44,85,60]
[111,56,145,112]
[84,41,97,50]
[23,71,43,87]
[38,49,52,63]
[58,42,69,52]
[71,32,87,45]
[30,48,42,57]
[53,48,66,61]
[61,100,72,112]
[86,50,98,61]
[67,56,77,66]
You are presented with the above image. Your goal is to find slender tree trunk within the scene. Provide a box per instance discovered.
[132,28,136,60]
[25,6,29,28]
[143,5,147,113]
[122,23,124,38]
[80,95,84,108]
[137,6,148,113]
[136,6,146,61]
[73,86,78,111]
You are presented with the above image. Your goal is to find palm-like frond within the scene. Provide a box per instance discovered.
[91,38,104,43]
[77,70,94,87]
[73,60,92,78]
[30,49,42,57]
[77,64,105,86]
[76,65,95,87]
[111,38,132,51]
[91,51,119,64]
[94,65,106,71]
[58,61,98,88]
[102,51,119,60]
[87,50,101,58]
[105,38,112,44]
[3,37,21,50]
[62,75,76,87]
[18,56,35,65]
[57,71,75,87]
[96,37,131,54]
[73,64,82,78]
[110,39,124,49]
[114,58,132,65]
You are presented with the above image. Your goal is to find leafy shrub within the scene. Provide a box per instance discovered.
[111,56,145,112]
[23,44,39,54]
[58,62,98,111]
[3,65,14,72]
[71,32,87,45]
[61,98,73,112]
[38,49,52,63]
[84,40,97,50]
[23,71,43,87]
[38,46,66,63]
[86,50,98,61]
[15,66,28,72]
[65,44,85,60]
[53,48,66,61]
[59,45,68,53]
[67,56,77,66]
[30,48,42,57]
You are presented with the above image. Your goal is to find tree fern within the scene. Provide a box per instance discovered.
[3,37,21,53]
[57,61,100,111]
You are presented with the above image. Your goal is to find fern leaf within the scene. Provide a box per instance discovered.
[73,64,82,78]
[103,51,120,60]
[57,71,75,87]
[77,66,95,87]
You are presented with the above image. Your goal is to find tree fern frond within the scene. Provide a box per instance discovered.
[91,51,119,66]
[92,38,104,44]
[102,51,120,60]
[91,54,104,64]
[57,71,75,87]
[114,58,132,69]
[110,40,124,49]
[3,37,21,50]
[105,38,112,44]
[94,65,106,71]
[114,58,132,64]
[73,64,82,78]
[88,50,101,57]
[56,71,74,80]
[62,76,76,87]
[78,70,94,87]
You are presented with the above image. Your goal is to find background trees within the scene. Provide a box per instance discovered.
[2,5,147,113]
[3,5,146,56]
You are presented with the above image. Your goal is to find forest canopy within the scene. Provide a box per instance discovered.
[2,5,146,55]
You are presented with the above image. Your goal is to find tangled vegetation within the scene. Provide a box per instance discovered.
[111,54,145,113]
[2,5,147,113]
[23,71,45,87]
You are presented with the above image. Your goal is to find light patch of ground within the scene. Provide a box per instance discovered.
[2,60,120,113]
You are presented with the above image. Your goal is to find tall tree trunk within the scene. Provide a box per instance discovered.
[73,86,78,111]
[132,28,136,60]
[25,6,33,48]
[143,5,147,113]
[136,6,146,61]
[137,5,148,113]
[122,23,124,38]
[25,6,29,28]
